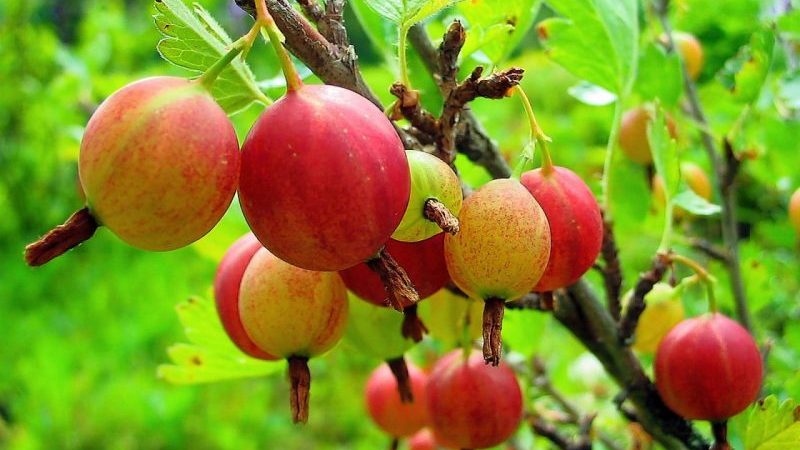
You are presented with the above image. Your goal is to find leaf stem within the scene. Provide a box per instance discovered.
[256,0,303,92]
[515,86,554,175]
[198,22,262,90]
[657,200,674,253]
[668,253,718,313]
[602,100,624,218]
[399,25,411,88]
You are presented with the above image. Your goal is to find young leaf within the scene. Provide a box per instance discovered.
[458,0,543,65]
[635,43,683,107]
[745,395,800,450]
[351,0,398,57]
[672,189,721,216]
[538,0,638,95]
[153,0,271,114]
[157,295,284,385]
[362,0,461,30]
[718,29,776,105]
[648,105,680,203]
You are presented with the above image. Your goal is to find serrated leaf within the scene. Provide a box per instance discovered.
[567,81,617,106]
[158,295,284,385]
[362,0,460,29]
[458,0,542,65]
[745,395,800,450]
[153,0,270,114]
[718,29,775,104]
[635,43,683,107]
[538,0,638,95]
[648,106,680,202]
[672,189,722,216]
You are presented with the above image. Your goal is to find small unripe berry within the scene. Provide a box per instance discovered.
[619,107,678,165]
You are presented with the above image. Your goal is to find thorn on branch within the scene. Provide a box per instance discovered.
[618,252,672,344]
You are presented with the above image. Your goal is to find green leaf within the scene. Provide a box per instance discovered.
[718,29,775,104]
[157,295,284,385]
[153,0,270,114]
[362,0,461,30]
[538,0,638,95]
[745,395,800,450]
[672,189,722,216]
[648,105,680,203]
[458,0,543,65]
[635,43,683,107]
[351,0,398,57]
[567,81,617,106]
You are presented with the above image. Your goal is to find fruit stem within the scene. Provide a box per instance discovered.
[386,356,414,403]
[482,297,505,366]
[256,0,303,92]
[423,198,460,234]
[197,21,262,90]
[287,355,311,424]
[710,421,731,450]
[668,253,718,313]
[602,100,624,218]
[365,248,420,311]
[24,207,99,266]
[515,86,554,175]
[401,304,429,342]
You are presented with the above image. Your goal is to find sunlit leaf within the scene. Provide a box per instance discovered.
[157,295,284,385]
[458,0,543,65]
[567,81,617,106]
[635,43,683,107]
[672,189,722,216]
[538,0,638,95]
[718,29,775,104]
[745,395,800,450]
[153,0,271,113]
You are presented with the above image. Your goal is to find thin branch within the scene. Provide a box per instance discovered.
[528,413,590,450]
[655,0,752,331]
[689,238,730,263]
[600,214,624,320]
[407,23,512,178]
[618,252,671,344]
[557,281,708,450]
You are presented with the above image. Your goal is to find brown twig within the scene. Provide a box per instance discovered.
[505,292,546,310]
[557,281,707,450]
[407,23,513,178]
[655,0,752,332]
[600,215,624,320]
[689,238,730,262]
[423,199,459,234]
[401,304,428,342]
[528,413,589,450]
[618,252,672,344]
[24,207,98,266]
[365,248,419,312]
[288,356,311,424]
[386,356,413,403]
[482,297,505,366]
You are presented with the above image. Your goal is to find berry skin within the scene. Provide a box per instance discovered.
[444,179,551,301]
[239,84,410,271]
[392,150,463,242]
[671,32,704,80]
[79,76,239,250]
[340,234,449,309]
[426,350,523,449]
[789,188,800,235]
[521,166,603,292]
[622,283,685,354]
[618,107,678,165]
[213,233,276,360]
[655,313,763,421]
[408,429,438,450]
[238,247,349,423]
[365,362,429,438]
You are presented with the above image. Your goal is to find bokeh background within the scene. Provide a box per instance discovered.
[2,0,799,449]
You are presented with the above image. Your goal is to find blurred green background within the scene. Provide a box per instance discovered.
[1,0,799,449]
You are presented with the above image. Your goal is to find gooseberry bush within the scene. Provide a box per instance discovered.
[22,0,800,448]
